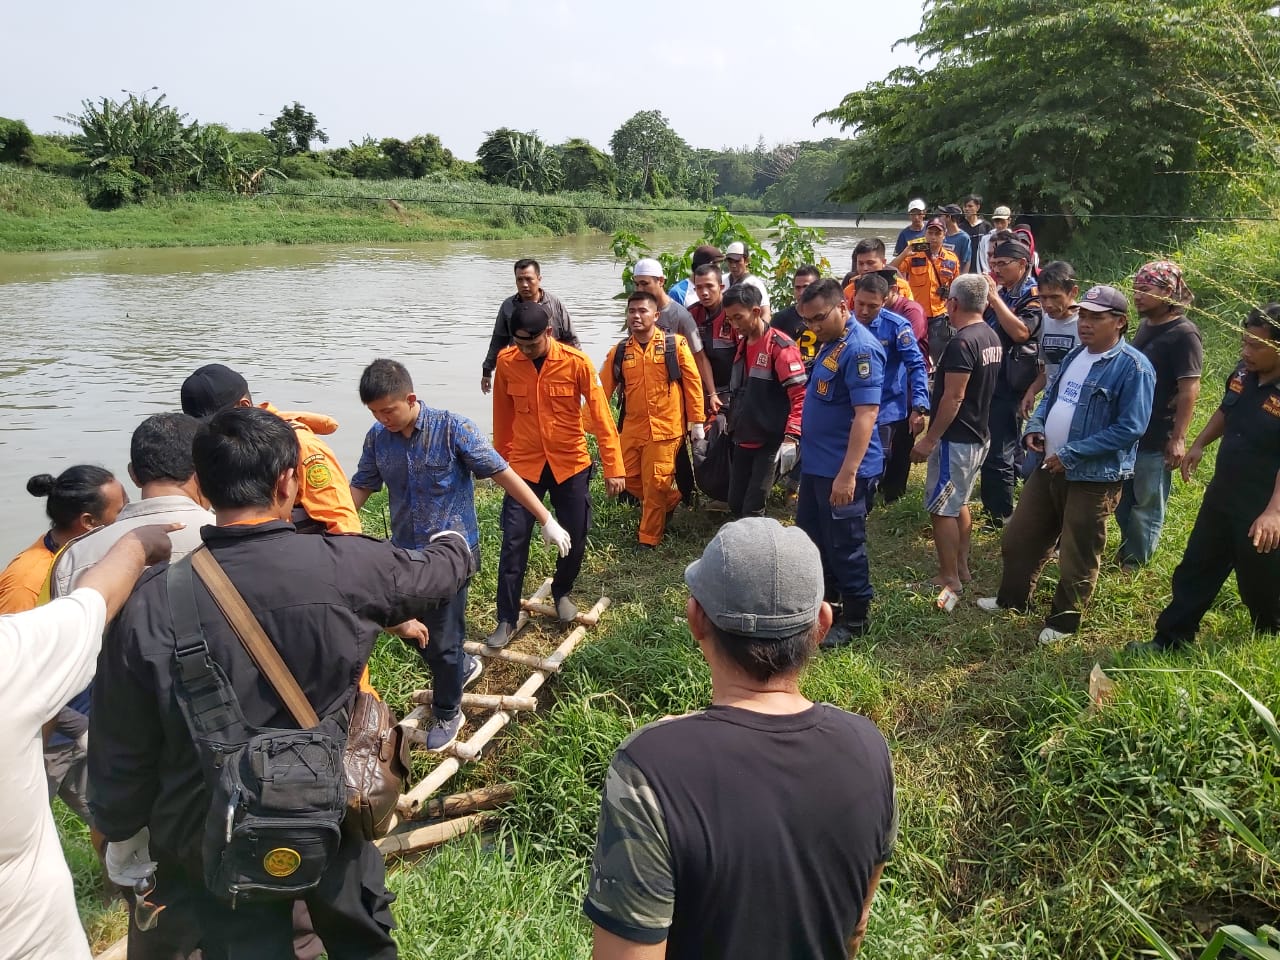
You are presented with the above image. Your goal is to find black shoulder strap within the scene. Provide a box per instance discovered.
[167,555,248,744]
[664,335,682,384]
[612,337,628,385]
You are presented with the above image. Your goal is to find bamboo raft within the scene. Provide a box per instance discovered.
[94,577,607,958]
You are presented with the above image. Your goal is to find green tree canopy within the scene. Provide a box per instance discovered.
[476,128,563,193]
[557,138,616,195]
[609,109,690,199]
[262,102,328,159]
[381,134,453,179]
[819,0,1280,241]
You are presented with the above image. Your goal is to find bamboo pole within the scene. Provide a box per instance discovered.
[463,641,564,673]
[95,938,128,960]
[519,599,601,628]
[513,577,553,636]
[411,690,539,712]
[398,595,610,815]
[374,813,487,856]
[452,597,609,763]
[408,783,518,822]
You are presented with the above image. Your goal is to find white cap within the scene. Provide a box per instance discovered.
[724,241,747,259]
[908,198,927,212]
[992,205,1012,219]
[633,258,664,278]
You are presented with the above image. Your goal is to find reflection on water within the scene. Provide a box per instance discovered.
[0,221,893,559]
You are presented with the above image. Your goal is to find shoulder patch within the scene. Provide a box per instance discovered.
[305,461,333,490]
[301,452,327,466]
[857,354,872,380]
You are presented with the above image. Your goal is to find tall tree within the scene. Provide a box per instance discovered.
[558,138,616,195]
[819,0,1280,241]
[609,110,690,199]
[262,102,328,160]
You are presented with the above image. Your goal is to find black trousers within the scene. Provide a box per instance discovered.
[127,833,395,960]
[495,464,592,625]
[981,391,1020,520]
[877,419,914,504]
[1153,494,1280,648]
[728,442,781,517]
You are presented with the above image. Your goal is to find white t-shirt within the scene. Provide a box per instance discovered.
[0,589,104,960]
[1039,311,1081,383]
[1043,348,1104,457]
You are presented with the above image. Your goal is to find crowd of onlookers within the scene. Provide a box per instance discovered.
[2,200,1278,959]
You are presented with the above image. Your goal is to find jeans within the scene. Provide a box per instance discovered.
[495,464,592,626]
[1115,450,1172,565]
[795,474,875,619]
[414,580,469,720]
[728,442,781,517]
[1153,493,1280,648]
[995,469,1123,633]
[980,392,1020,521]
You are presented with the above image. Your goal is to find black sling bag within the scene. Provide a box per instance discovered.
[167,548,347,908]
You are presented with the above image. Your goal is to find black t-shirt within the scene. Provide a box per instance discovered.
[933,321,1003,444]
[960,219,992,271]
[1209,363,1280,514]
[770,305,817,366]
[584,703,896,960]
[1131,315,1203,450]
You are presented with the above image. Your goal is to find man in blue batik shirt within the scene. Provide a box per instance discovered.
[793,279,886,649]
[351,358,572,751]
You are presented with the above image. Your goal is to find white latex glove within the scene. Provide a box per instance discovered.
[105,827,157,887]
[541,516,572,558]
[688,422,706,442]
[776,440,798,476]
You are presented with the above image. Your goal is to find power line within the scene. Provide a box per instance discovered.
[253,188,1280,224]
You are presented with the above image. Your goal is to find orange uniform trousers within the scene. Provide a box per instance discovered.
[621,435,684,545]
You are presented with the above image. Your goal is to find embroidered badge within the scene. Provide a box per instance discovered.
[305,461,332,490]
[1228,372,1245,394]
[789,361,804,373]
[1263,394,1280,418]
[816,378,830,396]
[263,847,301,878]
[756,352,770,368]
[822,354,840,372]
[857,355,872,380]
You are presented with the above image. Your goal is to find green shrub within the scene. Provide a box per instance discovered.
[86,156,150,209]
[0,117,34,164]
[278,153,346,181]
[25,134,85,177]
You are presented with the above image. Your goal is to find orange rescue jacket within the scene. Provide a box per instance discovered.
[600,329,704,442]
[493,339,625,483]
[260,402,362,535]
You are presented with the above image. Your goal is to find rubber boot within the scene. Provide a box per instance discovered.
[820,600,869,650]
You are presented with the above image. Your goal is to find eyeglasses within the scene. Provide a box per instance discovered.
[801,304,837,326]
[989,259,1017,269]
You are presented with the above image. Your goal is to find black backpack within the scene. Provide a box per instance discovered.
[611,332,683,429]
[167,553,348,908]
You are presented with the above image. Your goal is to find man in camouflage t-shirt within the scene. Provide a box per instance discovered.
[583,518,897,959]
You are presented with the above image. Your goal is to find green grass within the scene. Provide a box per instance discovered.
[0,165,755,253]
[62,220,1280,957]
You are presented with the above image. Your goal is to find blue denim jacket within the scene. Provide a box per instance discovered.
[1025,340,1155,481]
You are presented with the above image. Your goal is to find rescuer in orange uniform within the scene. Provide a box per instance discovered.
[600,290,705,550]
[487,301,626,648]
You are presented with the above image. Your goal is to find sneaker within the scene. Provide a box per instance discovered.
[462,654,484,689]
[819,618,868,650]
[484,622,515,650]
[554,596,578,623]
[424,711,465,752]
[976,597,1002,613]
[633,542,655,553]
[1038,626,1072,645]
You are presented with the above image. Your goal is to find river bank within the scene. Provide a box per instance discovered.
[0,165,760,253]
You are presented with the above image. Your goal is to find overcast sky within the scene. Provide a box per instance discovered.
[7,0,927,158]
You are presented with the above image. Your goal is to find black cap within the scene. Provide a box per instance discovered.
[510,300,550,336]
[691,244,723,269]
[181,364,249,418]
[941,203,964,217]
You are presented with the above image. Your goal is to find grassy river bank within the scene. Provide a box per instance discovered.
[0,166,750,253]
[56,218,1280,958]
